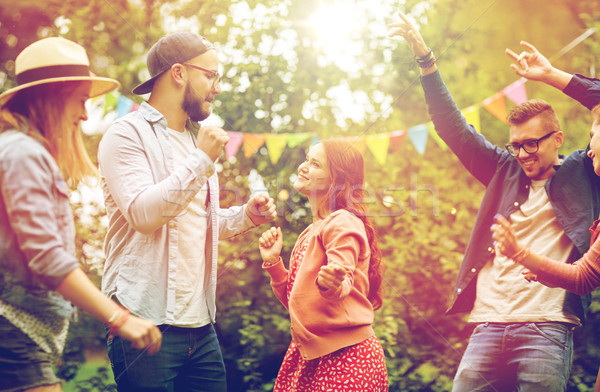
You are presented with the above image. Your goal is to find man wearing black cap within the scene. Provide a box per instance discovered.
[98,32,276,391]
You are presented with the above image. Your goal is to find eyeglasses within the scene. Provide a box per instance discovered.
[182,63,221,88]
[505,131,557,157]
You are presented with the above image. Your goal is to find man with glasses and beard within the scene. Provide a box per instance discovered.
[390,12,600,392]
[98,32,276,392]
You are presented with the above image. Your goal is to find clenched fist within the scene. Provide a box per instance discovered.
[196,126,229,162]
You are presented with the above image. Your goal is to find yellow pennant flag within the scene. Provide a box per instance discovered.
[366,133,390,165]
[482,92,508,124]
[461,105,481,133]
[265,134,288,164]
[426,122,447,150]
[243,133,266,158]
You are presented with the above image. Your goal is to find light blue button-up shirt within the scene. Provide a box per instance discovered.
[98,102,254,325]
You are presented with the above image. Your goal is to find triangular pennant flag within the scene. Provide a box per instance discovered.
[287,132,312,148]
[408,124,428,154]
[503,78,527,105]
[342,136,366,155]
[103,90,119,116]
[461,104,481,133]
[115,94,134,119]
[426,122,447,150]
[265,134,288,164]
[366,133,390,165]
[225,132,243,160]
[243,133,266,158]
[482,92,508,124]
[389,129,408,152]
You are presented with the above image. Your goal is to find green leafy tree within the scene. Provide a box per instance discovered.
[2,0,600,390]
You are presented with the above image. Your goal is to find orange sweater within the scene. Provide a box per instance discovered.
[263,210,375,360]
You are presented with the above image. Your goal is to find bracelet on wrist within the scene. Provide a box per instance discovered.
[415,49,436,68]
[263,257,281,267]
[107,308,130,337]
[510,247,530,264]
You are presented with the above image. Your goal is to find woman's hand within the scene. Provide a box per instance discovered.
[491,214,523,258]
[388,11,430,58]
[259,227,283,265]
[317,261,348,291]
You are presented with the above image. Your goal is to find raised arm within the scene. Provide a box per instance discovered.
[505,41,573,90]
[388,11,437,76]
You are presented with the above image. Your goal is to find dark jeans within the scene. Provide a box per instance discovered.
[453,322,574,392]
[107,323,226,392]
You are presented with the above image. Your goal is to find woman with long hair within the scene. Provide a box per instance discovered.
[259,139,388,391]
[0,37,161,391]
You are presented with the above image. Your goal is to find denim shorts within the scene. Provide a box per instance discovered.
[0,315,61,391]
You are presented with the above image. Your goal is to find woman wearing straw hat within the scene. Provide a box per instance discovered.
[0,37,162,391]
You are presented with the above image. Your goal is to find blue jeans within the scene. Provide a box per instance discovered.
[453,322,574,392]
[107,323,226,392]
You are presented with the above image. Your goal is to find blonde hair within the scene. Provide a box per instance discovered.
[0,81,97,186]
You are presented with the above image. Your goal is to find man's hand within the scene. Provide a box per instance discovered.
[196,126,229,162]
[388,11,430,58]
[246,192,276,225]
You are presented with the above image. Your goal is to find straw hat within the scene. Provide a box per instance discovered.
[0,37,120,107]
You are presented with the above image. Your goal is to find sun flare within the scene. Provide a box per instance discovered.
[306,2,363,51]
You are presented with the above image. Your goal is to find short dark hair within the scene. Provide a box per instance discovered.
[507,99,560,132]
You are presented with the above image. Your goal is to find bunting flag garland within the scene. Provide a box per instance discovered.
[389,129,408,152]
[225,132,243,160]
[243,133,266,158]
[265,133,288,164]
[115,94,134,118]
[503,78,528,105]
[426,122,448,150]
[103,90,119,115]
[366,133,391,165]
[286,132,312,148]
[408,124,429,154]
[95,25,600,164]
[482,92,508,124]
[342,136,367,155]
[95,75,532,162]
[461,104,481,133]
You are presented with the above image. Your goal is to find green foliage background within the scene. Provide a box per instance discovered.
[1,0,600,390]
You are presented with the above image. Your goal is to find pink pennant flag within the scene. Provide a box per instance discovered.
[503,78,527,105]
[225,132,243,160]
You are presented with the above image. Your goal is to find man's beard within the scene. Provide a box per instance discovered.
[182,82,210,122]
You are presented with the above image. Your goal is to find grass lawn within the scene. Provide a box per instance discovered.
[62,359,115,392]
